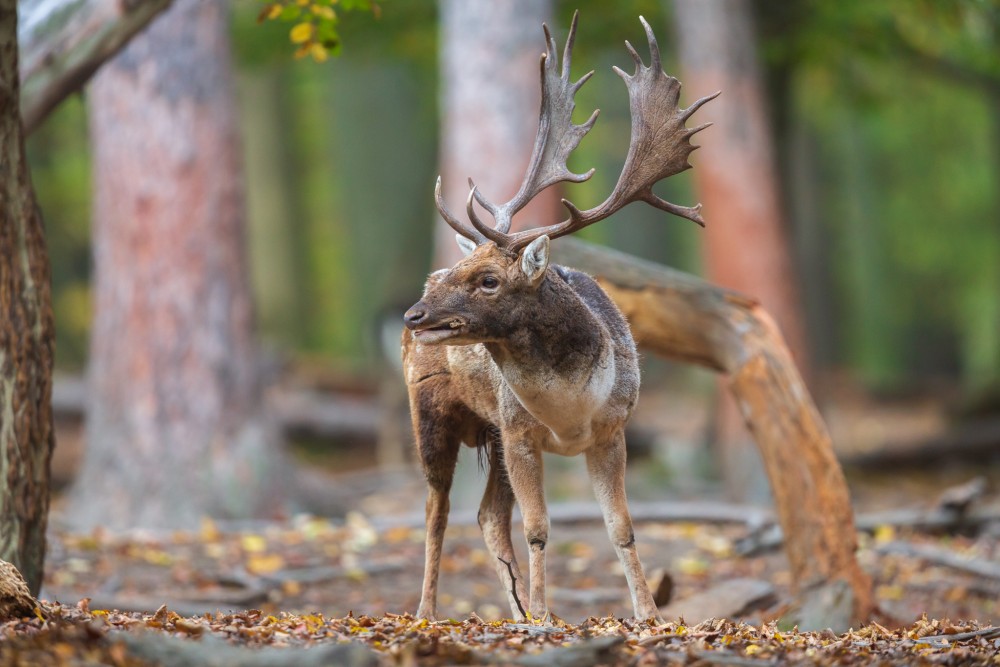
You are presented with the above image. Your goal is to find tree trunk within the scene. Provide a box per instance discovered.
[436,0,559,269]
[671,0,809,500]
[69,0,284,530]
[554,238,875,628]
[0,0,55,596]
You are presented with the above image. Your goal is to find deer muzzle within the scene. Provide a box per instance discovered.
[404,301,466,343]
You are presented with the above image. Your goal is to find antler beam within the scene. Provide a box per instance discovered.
[436,14,718,254]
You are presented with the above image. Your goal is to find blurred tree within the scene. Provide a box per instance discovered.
[68,0,286,530]
[0,0,55,595]
[436,0,559,268]
[672,0,809,500]
[758,0,1000,394]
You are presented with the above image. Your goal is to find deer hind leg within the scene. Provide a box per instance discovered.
[477,431,529,620]
[410,387,462,621]
[586,432,661,622]
[503,438,549,620]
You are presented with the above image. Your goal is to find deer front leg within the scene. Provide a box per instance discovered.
[586,433,661,622]
[411,399,462,620]
[503,437,549,619]
[478,437,529,620]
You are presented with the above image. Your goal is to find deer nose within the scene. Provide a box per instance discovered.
[403,303,428,329]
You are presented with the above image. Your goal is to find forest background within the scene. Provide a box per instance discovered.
[32,0,1000,396]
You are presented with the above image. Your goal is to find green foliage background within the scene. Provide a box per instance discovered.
[25,0,1000,396]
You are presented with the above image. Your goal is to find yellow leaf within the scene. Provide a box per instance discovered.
[310,43,329,63]
[383,526,411,544]
[674,555,709,577]
[267,4,282,19]
[873,524,895,544]
[297,0,309,5]
[241,534,267,553]
[247,553,285,575]
[312,4,335,19]
[290,22,314,44]
[200,517,220,542]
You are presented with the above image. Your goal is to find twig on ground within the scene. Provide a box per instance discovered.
[499,557,526,619]
[917,626,1000,644]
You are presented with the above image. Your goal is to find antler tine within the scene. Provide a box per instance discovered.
[623,40,643,71]
[469,10,599,237]
[435,176,487,244]
[504,17,718,253]
[639,16,661,71]
[642,192,706,227]
[466,182,508,245]
[561,9,579,80]
[681,90,720,121]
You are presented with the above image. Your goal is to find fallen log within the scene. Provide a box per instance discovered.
[874,541,1000,581]
[53,374,382,442]
[554,238,874,627]
[842,418,1000,470]
[369,499,772,532]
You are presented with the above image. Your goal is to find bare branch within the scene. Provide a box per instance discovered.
[19,0,174,134]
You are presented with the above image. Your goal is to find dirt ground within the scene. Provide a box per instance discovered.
[24,377,1000,664]
[40,465,998,626]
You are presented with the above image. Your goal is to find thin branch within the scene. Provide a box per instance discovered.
[498,557,526,619]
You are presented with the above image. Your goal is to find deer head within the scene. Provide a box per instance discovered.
[404,237,551,344]
[405,12,717,345]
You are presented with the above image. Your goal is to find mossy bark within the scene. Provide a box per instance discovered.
[0,0,56,596]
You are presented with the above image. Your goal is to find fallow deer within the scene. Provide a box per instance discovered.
[402,13,716,622]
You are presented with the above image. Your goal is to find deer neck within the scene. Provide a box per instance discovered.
[484,276,612,444]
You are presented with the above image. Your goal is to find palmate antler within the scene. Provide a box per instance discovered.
[436,12,719,253]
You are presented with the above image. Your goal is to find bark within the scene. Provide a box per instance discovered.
[436,0,559,268]
[0,559,35,620]
[18,0,173,133]
[69,0,284,530]
[672,0,810,500]
[554,237,875,626]
[0,0,56,596]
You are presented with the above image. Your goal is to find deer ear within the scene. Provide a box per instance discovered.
[455,234,477,257]
[520,235,550,283]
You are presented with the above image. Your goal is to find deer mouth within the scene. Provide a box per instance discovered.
[412,319,466,343]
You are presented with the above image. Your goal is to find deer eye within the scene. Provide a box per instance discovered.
[480,275,500,290]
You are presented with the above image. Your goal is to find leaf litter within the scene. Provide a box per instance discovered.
[7,511,997,665]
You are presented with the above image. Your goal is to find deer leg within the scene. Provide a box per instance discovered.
[585,433,661,622]
[478,436,529,620]
[411,394,462,621]
[503,438,549,619]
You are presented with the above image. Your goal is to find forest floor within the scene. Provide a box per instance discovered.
[14,378,1000,664]
[9,474,998,665]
